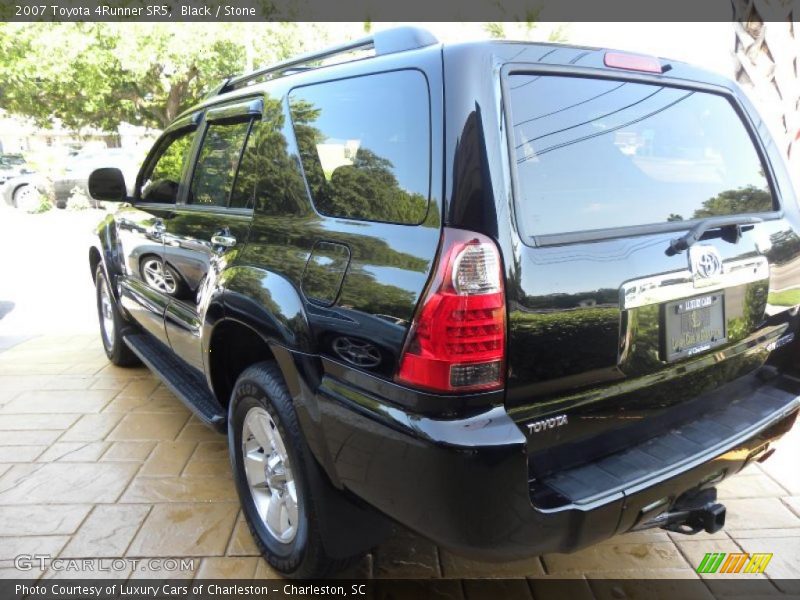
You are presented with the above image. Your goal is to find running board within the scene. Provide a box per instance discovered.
[123,333,226,432]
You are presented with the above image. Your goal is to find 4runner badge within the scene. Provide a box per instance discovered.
[526,414,568,434]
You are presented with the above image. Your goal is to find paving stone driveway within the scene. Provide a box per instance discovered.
[0,334,799,593]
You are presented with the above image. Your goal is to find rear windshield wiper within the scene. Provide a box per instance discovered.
[666,216,764,256]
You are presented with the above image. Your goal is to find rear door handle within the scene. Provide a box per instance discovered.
[211,234,237,248]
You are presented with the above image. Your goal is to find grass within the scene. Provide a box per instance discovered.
[768,288,800,307]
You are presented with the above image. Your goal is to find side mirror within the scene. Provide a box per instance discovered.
[88,167,127,202]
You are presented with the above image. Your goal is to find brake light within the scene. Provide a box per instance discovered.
[604,51,662,74]
[396,228,506,393]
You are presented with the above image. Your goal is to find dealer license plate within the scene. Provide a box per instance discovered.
[663,293,726,362]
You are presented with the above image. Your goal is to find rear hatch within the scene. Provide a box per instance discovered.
[502,66,800,490]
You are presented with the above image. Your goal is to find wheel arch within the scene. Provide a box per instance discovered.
[204,265,339,484]
[206,318,278,411]
[89,246,102,282]
[211,265,314,354]
[89,214,124,292]
[207,316,340,484]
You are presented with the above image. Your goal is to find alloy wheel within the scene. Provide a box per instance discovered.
[241,406,299,543]
[141,258,177,294]
[99,277,115,350]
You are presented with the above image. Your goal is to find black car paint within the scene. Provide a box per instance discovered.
[89,40,800,559]
[443,43,800,482]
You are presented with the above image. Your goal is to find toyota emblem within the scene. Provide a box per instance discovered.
[689,245,723,284]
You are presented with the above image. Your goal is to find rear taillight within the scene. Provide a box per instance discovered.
[396,228,506,393]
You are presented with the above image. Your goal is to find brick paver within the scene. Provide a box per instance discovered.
[0,334,799,591]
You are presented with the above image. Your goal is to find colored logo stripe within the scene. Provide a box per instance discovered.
[697,553,725,573]
[745,553,773,574]
[720,553,748,573]
[696,552,773,574]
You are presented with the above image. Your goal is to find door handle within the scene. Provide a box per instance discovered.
[211,234,237,248]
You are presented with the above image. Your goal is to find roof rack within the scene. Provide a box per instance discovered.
[215,26,438,95]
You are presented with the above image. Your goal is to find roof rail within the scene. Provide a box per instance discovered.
[216,26,438,95]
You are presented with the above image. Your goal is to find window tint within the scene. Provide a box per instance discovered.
[189,120,251,207]
[140,129,195,203]
[229,105,309,214]
[508,75,774,237]
[289,70,430,224]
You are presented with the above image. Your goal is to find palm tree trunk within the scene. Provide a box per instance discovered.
[731,1,799,189]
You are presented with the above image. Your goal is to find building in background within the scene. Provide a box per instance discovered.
[0,110,157,176]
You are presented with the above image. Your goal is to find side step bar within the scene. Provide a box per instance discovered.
[123,333,226,432]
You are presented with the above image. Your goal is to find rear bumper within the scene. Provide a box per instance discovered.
[311,370,800,560]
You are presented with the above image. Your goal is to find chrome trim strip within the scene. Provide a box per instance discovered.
[621,256,769,309]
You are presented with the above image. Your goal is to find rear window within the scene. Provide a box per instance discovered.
[508,75,774,239]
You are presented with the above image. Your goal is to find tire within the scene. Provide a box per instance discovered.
[95,265,139,367]
[12,184,41,212]
[229,362,361,578]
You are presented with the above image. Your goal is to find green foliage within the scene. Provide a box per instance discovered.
[66,186,92,211]
[191,121,250,206]
[692,185,773,219]
[509,306,620,380]
[30,192,53,214]
[0,22,316,130]
[233,97,315,215]
[767,288,800,307]
[766,229,800,266]
[289,93,429,225]
[483,18,568,42]
[728,283,769,341]
[483,23,506,39]
[150,133,194,183]
[316,148,428,224]
[547,24,570,42]
[520,289,619,310]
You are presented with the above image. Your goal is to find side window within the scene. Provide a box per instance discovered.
[189,120,251,207]
[139,129,195,203]
[229,100,310,214]
[288,70,430,224]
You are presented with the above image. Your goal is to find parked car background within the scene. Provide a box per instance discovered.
[2,147,144,212]
[0,153,32,186]
[1,171,49,212]
[53,147,141,208]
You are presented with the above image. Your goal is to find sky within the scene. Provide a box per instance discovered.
[360,22,737,79]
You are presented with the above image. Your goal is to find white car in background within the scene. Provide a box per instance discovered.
[53,148,141,208]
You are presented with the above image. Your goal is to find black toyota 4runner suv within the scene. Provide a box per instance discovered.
[88,27,800,577]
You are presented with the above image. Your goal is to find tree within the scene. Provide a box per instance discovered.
[289,94,429,225]
[693,185,773,219]
[0,22,320,131]
[731,4,799,187]
[321,148,429,224]
[483,18,569,42]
